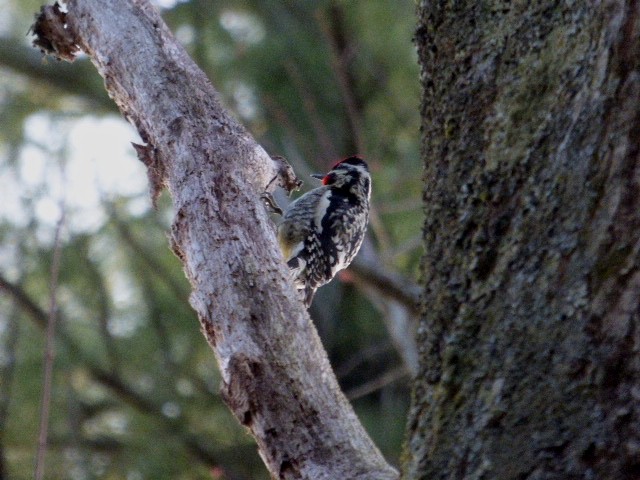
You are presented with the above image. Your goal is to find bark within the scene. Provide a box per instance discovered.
[30,1,397,479]
[406,1,640,479]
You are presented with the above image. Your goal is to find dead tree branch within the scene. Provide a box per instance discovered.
[30,1,398,478]
[35,211,65,480]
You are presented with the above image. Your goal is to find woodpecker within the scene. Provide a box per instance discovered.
[276,156,371,307]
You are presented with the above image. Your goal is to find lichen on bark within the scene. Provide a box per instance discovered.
[407,1,640,479]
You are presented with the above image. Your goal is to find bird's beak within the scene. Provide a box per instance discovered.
[310,173,325,180]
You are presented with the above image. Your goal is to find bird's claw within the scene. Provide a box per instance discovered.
[261,192,283,216]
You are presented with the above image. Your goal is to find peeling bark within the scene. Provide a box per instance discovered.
[406,1,640,479]
[31,1,397,478]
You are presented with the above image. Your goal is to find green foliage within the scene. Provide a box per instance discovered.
[0,0,421,477]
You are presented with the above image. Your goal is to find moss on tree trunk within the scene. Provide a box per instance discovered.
[406,1,640,479]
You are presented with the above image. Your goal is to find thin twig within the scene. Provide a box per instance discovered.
[35,209,66,480]
[350,258,421,316]
[335,342,395,379]
[283,60,339,160]
[315,6,365,155]
[0,275,247,476]
[345,366,408,401]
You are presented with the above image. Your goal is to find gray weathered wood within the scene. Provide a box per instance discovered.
[33,1,398,478]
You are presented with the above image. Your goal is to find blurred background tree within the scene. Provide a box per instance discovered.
[0,1,421,478]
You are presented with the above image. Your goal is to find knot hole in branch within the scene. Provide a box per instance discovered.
[268,155,302,195]
[30,2,81,61]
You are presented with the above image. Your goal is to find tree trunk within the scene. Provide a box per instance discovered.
[31,1,398,479]
[406,1,640,479]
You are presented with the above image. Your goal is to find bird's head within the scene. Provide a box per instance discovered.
[311,156,370,193]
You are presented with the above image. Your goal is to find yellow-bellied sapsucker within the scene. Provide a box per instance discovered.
[277,156,371,306]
